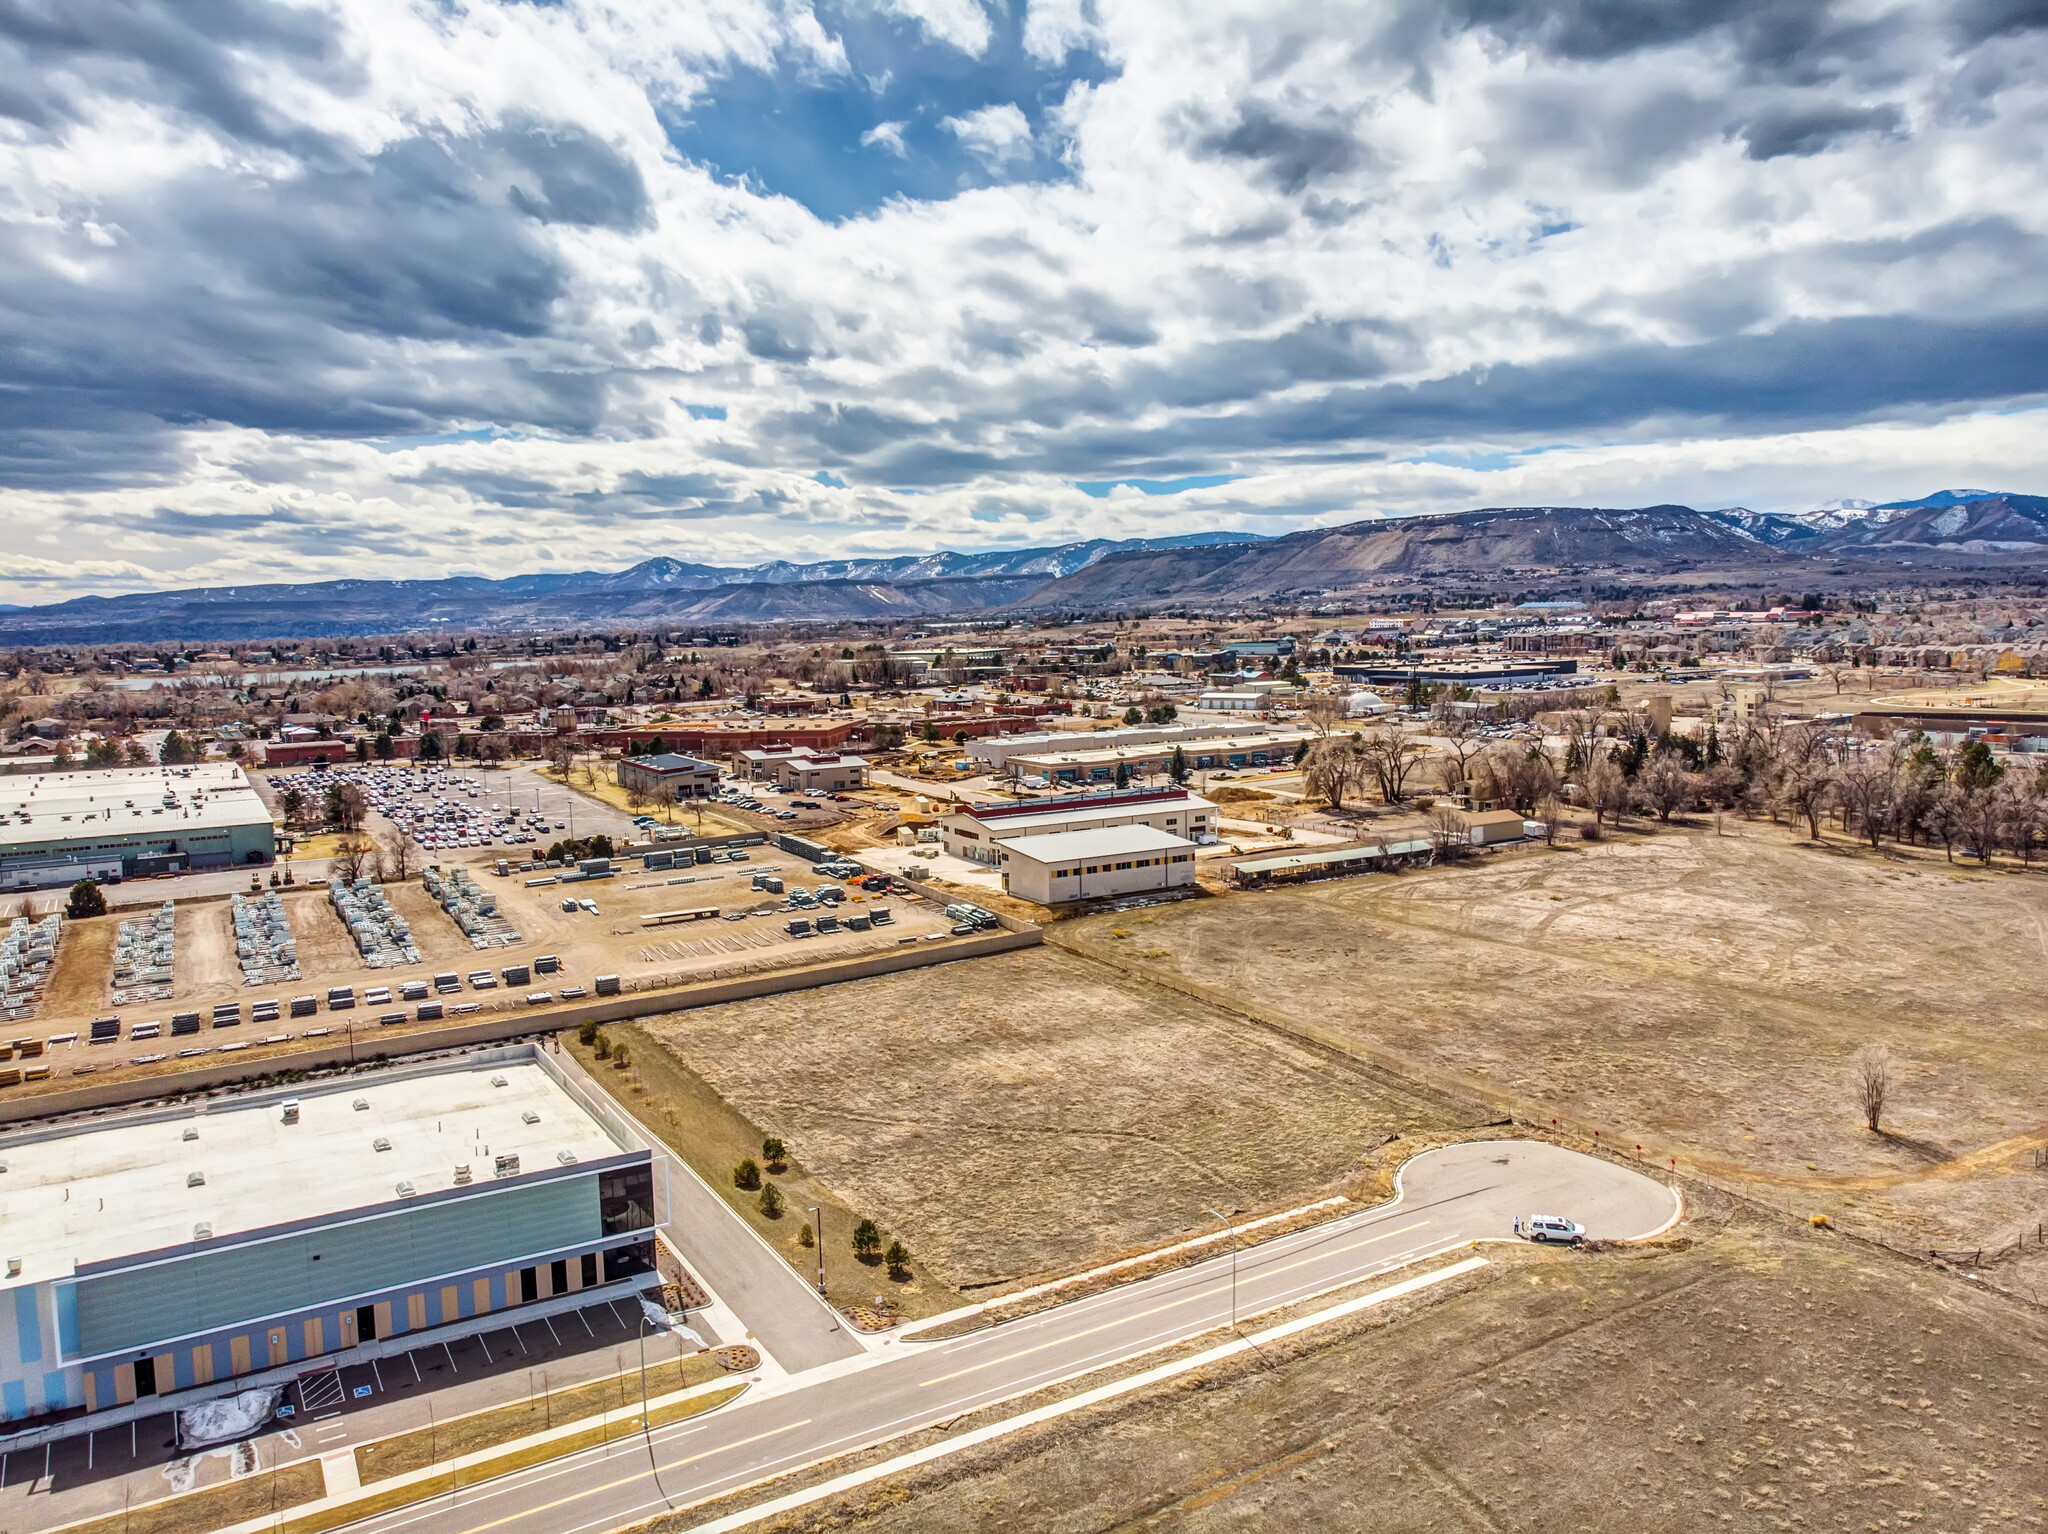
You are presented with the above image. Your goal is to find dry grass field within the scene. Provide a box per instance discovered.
[636,947,1467,1289]
[1057,823,2048,1264]
[711,1196,2048,1534]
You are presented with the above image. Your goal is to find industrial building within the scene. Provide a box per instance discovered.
[732,746,869,791]
[0,764,274,890]
[967,720,1275,771]
[1002,730,1313,786]
[941,788,1215,866]
[0,1046,666,1428]
[615,752,721,801]
[1333,659,1579,688]
[997,824,1198,904]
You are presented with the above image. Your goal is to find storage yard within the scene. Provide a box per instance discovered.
[0,838,964,1101]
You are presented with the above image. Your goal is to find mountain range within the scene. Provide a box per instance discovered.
[1,493,2042,644]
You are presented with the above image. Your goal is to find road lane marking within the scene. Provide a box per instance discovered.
[438,1419,812,1534]
[687,1259,1489,1534]
[918,1219,1429,1388]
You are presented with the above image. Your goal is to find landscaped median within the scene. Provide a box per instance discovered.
[44,1369,746,1534]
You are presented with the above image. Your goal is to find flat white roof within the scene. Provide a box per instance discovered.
[996,824,1196,865]
[0,763,270,843]
[1006,732,1310,767]
[0,1060,626,1288]
[952,796,1214,837]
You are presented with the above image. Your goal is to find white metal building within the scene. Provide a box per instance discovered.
[997,824,1198,905]
[941,789,1214,867]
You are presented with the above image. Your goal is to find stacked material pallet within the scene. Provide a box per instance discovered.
[232,891,300,985]
[109,900,177,1006]
[328,877,420,968]
[0,913,60,1021]
[422,864,524,949]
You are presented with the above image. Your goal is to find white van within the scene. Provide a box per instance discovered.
[1524,1215,1585,1246]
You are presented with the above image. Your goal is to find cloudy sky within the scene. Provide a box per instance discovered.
[4,0,2047,602]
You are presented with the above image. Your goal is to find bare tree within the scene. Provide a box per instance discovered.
[1426,805,1470,859]
[1360,722,1425,803]
[1852,1045,1894,1134]
[334,835,375,884]
[379,837,418,884]
[1302,694,1346,739]
[1635,754,1692,823]
[1303,735,1366,810]
[1581,750,1627,827]
[1429,701,1485,795]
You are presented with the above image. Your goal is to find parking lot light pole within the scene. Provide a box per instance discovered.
[1207,1208,1238,1331]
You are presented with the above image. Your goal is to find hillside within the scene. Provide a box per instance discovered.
[1009,504,1771,608]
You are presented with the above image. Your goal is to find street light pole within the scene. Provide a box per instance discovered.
[809,1207,825,1294]
[1207,1208,1238,1331]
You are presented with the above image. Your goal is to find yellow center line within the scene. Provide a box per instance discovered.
[919,1219,1429,1388]
[445,1419,812,1534]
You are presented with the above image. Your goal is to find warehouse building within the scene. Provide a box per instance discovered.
[942,788,1215,867]
[615,752,721,801]
[0,1046,666,1428]
[1333,659,1579,688]
[0,764,274,890]
[997,824,1198,905]
[967,720,1275,771]
[1002,730,1312,786]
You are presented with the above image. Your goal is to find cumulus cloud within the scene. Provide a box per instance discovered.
[940,101,1034,167]
[1,0,2046,602]
[859,119,909,156]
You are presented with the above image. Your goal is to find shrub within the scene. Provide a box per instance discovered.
[577,1020,599,1046]
[797,1223,815,1249]
[757,1183,784,1218]
[1579,820,1604,842]
[885,1240,910,1278]
[761,1137,787,1170]
[65,879,107,919]
[851,1218,882,1262]
[733,1158,761,1191]
[593,1032,612,1060]
[611,1044,631,1069]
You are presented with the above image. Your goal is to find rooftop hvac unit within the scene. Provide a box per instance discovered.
[186,1171,205,1187]
[281,1099,300,1123]
[493,1153,520,1178]
[453,1163,472,1185]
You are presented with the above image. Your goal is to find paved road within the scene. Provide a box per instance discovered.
[340,1142,1675,1534]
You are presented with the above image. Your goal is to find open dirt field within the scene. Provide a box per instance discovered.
[635,947,1467,1290]
[719,1197,2048,1534]
[1058,822,2048,1263]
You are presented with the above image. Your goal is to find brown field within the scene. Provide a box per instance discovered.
[1057,822,2048,1265]
[635,947,1467,1290]
[701,1197,2048,1534]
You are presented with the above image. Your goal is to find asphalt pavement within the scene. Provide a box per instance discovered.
[337,1141,1677,1534]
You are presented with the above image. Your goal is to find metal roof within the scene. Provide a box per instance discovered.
[995,824,1196,864]
[1230,839,1433,875]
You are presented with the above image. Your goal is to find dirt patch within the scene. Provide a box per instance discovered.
[39,912,115,1019]
[633,947,1464,1291]
[1061,823,2048,1257]
[710,1205,2048,1533]
[178,899,241,998]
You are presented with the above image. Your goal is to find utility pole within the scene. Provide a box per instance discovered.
[1207,1208,1238,1331]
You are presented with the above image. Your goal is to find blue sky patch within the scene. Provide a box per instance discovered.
[1074,473,1243,498]
[662,3,1113,221]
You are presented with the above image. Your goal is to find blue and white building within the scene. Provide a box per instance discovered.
[0,1045,666,1428]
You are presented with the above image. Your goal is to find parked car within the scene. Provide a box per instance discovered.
[1523,1215,1585,1246]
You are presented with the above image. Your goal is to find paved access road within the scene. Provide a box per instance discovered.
[342,1143,1676,1534]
